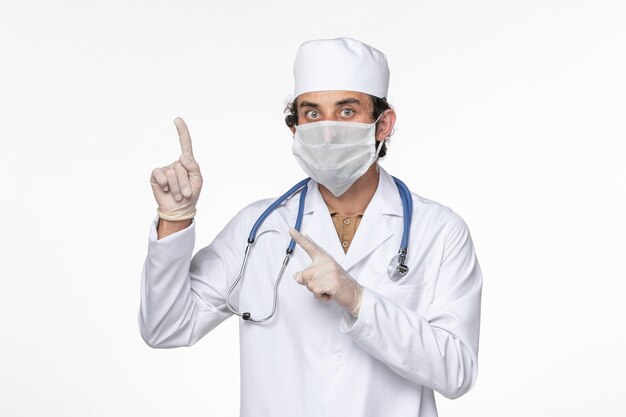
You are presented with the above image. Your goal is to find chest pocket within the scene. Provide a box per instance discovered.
[374,282,430,313]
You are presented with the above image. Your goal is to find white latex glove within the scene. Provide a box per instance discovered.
[150,117,203,221]
[289,228,364,317]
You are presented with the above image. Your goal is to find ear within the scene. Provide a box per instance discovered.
[375,109,396,141]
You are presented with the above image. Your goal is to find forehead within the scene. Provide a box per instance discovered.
[296,90,371,106]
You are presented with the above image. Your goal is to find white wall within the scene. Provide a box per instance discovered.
[1,0,624,415]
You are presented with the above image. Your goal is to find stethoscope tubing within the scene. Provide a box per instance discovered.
[227,176,412,322]
[391,176,412,251]
[248,178,310,244]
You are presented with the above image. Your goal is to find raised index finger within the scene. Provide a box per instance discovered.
[173,117,195,161]
[289,228,322,260]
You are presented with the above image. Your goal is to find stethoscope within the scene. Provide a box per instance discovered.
[225,176,413,323]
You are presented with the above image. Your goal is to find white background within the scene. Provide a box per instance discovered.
[1,0,625,416]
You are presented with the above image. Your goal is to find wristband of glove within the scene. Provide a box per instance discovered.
[156,207,197,221]
[350,288,363,318]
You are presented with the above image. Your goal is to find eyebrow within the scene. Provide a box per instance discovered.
[336,98,361,106]
[298,97,362,108]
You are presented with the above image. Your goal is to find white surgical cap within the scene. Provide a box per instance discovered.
[293,37,390,99]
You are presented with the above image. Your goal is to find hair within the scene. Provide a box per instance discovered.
[283,94,394,158]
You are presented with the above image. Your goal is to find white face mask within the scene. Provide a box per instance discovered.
[292,116,384,197]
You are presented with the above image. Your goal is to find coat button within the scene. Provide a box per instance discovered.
[334,352,345,362]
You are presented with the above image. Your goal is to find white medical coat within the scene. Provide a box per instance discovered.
[138,166,483,417]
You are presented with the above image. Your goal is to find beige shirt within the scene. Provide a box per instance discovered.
[329,210,364,253]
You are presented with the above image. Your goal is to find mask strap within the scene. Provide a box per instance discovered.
[375,135,386,157]
[373,112,386,157]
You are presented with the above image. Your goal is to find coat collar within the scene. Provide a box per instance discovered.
[299,165,405,271]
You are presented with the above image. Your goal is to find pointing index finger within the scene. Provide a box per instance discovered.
[289,228,322,260]
[174,117,195,161]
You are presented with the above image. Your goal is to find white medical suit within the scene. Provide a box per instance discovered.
[138,166,483,417]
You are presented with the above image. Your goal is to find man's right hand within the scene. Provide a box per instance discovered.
[150,117,203,222]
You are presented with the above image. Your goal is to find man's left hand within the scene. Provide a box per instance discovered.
[289,228,363,317]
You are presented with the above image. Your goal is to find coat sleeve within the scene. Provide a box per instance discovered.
[338,210,483,399]
[137,210,249,348]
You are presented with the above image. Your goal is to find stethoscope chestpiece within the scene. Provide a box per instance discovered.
[387,249,409,281]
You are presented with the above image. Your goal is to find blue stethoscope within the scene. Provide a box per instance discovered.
[225,176,413,323]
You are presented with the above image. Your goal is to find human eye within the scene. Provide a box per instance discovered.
[305,109,320,120]
[339,108,354,118]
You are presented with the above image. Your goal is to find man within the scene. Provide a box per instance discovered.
[139,37,483,417]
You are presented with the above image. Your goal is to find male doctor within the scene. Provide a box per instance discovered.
[139,37,483,417]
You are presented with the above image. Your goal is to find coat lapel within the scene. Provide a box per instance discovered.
[300,181,347,263]
[342,166,403,271]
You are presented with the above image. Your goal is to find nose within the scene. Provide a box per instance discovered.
[322,124,334,142]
